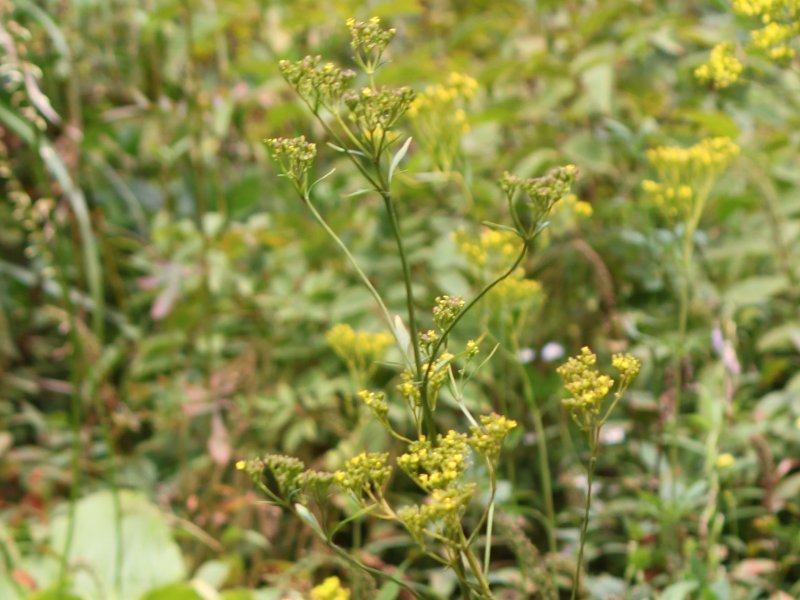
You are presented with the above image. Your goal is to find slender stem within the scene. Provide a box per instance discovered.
[301,195,402,357]
[380,187,431,437]
[571,426,599,600]
[483,501,495,578]
[509,349,556,555]
[422,243,528,417]
[453,556,473,599]
[669,198,701,501]
[461,539,493,598]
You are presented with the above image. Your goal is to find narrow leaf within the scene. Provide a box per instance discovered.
[388,137,413,184]
[294,504,326,540]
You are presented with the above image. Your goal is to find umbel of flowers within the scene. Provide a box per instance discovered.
[407,71,479,172]
[641,137,739,220]
[695,0,799,88]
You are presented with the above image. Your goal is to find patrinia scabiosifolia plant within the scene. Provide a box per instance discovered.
[642,138,739,492]
[239,17,582,598]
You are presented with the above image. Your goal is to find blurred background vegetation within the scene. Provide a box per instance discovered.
[1,0,800,598]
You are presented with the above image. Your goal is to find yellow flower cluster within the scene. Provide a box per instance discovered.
[454,228,521,270]
[612,352,642,382]
[552,193,593,218]
[346,16,396,69]
[454,229,544,314]
[750,21,798,60]
[468,414,518,462]
[557,348,641,430]
[396,351,454,412]
[238,454,305,498]
[326,323,393,373]
[501,165,579,238]
[278,56,356,110]
[487,271,544,311]
[265,136,317,190]
[699,0,798,86]
[408,72,478,119]
[407,72,478,172]
[695,42,744,88]
[732,0,798,22]
[557,347,615,426]
[357,389,389,420]
[433,295,465,330]
[646,137,740,173]
[398,485,476,546]
[334,452,392,498]
[344,86,415,146]
[398,431,469,490]
[421,352,455,409]
[643,137,739,218]
[311,576,351,600]
[396,368,421,407]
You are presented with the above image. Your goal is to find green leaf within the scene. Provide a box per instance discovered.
[388,137,413,184]
[50,491,186,600]
[757,321,800,353]
[194,560,230,590]
[722,275,788,307]
[141,583,203,600]
[294,504,327,540]
[392,315,413,364]
[660,581,700,600]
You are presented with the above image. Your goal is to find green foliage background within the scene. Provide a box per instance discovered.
[1,0,799,598]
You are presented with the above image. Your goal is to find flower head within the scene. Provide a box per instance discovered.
[557,347,615,430]
[347,17,396,69]
[334,452,392,499]
[469,414,518,462]
[644,137,739,218]
[501,165,578,238]
[695,43,744,88]
[265,136,317,192]
[398,430,469,490]
[432,295,465,330]
[278,56,356,108]
[326,323,393,373]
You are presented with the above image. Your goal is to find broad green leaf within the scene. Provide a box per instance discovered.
[141,583,203,600]
[50,490,186,600]
[660,581,700,600]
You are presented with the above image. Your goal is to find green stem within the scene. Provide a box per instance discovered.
[461,541,493,598]
[510,349,556,555]
[571,426,599,600]
[301,195,401,358]
[669,195,702,500]
[379,187,430,437]
[453,557,473,599]
[422,243,528,422]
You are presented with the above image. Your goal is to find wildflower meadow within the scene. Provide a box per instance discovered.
[1,1,800,599]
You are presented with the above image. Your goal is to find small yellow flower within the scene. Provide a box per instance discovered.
[310,576,351,600]
[235,460,246,471]
[695,42,744,88]
[716,453,736,469]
